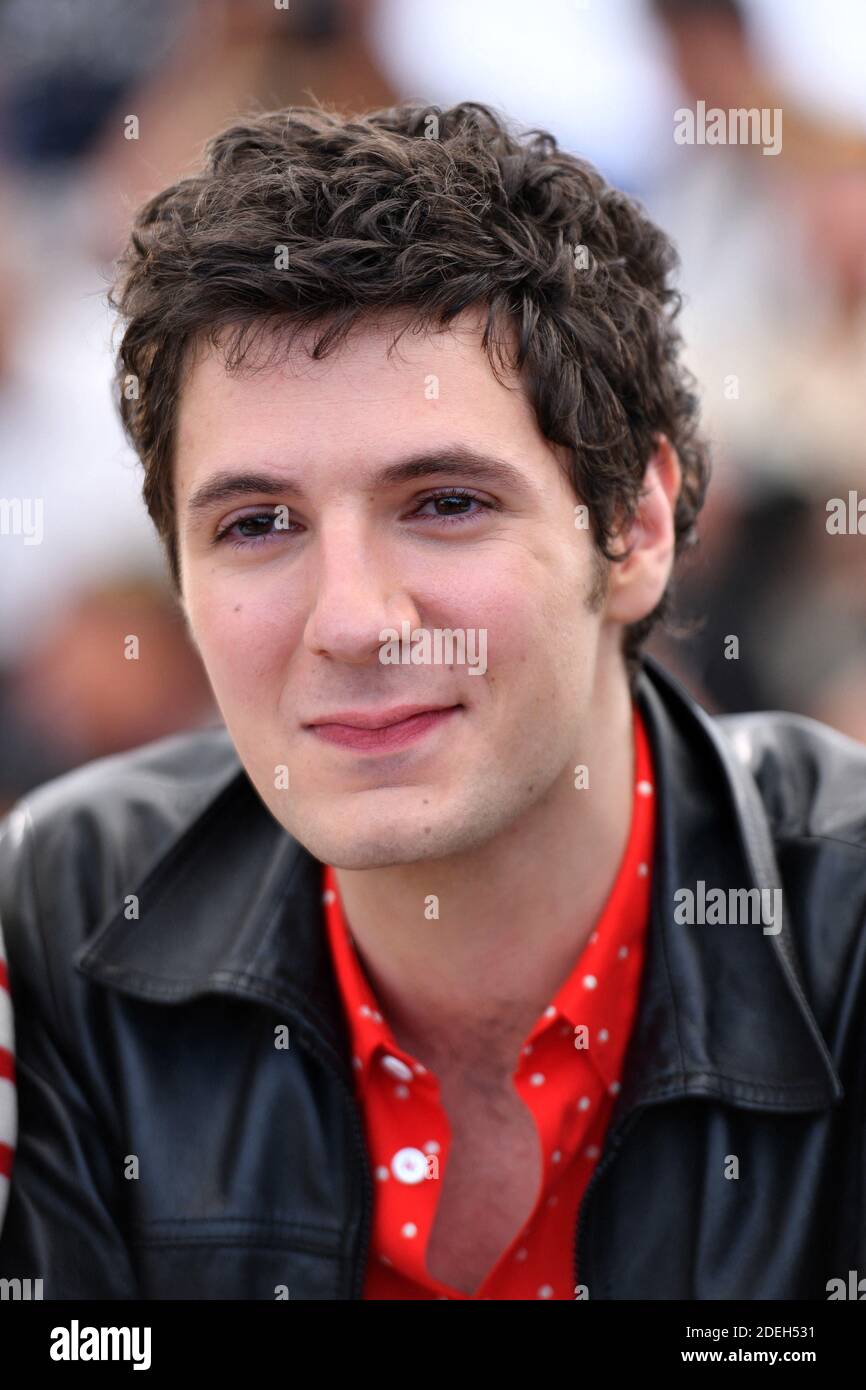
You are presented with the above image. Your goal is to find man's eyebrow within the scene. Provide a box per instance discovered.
[183,447,533,522]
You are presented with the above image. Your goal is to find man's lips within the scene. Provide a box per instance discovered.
[305,703,458,731]
[304,704,462,753]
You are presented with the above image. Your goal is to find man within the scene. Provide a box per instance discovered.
[0,100,864,1301]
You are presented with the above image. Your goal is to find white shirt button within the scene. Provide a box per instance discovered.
[392,1147,429,1184]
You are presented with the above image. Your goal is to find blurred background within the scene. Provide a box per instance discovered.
[0,0,864,812]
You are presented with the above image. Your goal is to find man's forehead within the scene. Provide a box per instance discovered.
[178,305,519,402]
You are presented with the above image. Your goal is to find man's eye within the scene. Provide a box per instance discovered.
[411,490,493,523]
[214,511,292,547]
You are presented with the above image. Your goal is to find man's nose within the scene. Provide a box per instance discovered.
[302,517,419,665]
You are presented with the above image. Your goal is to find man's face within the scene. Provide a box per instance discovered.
[175,309,618,869]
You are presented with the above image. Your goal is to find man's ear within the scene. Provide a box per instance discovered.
[602,434,682,627]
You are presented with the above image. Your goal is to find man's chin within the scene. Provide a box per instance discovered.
[285,807,472,871]
[292,831,448,871]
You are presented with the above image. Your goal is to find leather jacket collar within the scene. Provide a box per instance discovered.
[74,655,843,1118]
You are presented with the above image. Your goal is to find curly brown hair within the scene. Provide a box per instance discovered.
[109,98,710,685]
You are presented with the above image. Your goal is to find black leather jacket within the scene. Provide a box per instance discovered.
[1,654,864,1300]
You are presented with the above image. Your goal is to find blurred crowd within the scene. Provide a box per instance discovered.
[0,0,864,813]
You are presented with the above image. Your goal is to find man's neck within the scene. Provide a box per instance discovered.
[330,668,637,1085]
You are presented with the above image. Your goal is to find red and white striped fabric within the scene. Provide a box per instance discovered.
[0,933,16,1233]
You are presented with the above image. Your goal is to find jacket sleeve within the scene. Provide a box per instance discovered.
[0,801,140,1298]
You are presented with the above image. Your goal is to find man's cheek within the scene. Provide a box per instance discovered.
[200,618,282,689]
